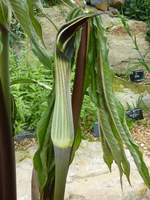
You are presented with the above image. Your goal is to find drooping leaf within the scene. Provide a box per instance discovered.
[33,6,150,200]
[88,15,150,188]
[115,98,150,188]
[27,0,44,44]
[100,127,113,171]
[86,15,130,184]
[33,89,55,192]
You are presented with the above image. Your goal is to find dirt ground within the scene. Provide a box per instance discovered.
[132,114,150,157]
[15,138,150,200]
[15,113,150,155]
[15,113,150,200]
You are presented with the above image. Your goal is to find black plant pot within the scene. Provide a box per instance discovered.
[130,69,145,83]
[126,108,144,120]
[92,122,101,137]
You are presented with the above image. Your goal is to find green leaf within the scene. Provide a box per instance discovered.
[0,1,11,28]
[0,40,3,54]
[88,15,150,188]
[88,15,131,184]
[101,130,113,171]
[8,0,51,68]
[27,0,44,43]
[33,90,55,199]
[70,126,82,163]
[115,98,150,188]
[8,0,33,36]
[32,41,52,68]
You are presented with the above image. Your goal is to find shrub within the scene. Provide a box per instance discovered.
[10,46,54,134]
[123,0,150,42]
[123,0,150,21]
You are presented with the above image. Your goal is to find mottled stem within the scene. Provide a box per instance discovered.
[0,25,16,200]
[53,147,71,200]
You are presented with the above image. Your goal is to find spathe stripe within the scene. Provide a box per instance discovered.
[56,13,97,58]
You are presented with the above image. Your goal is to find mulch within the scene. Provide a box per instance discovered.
[132,114,150,157]
[14,138,36,151]
[14,114,150,157]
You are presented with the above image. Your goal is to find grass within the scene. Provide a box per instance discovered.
[10,42,53,134]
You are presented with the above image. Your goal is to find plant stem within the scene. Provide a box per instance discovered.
[31,169,40,200]
[0,25,11,120]
[54,147,71,200]
[0,25,17,200]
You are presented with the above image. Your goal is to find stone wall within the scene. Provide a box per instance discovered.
[40,6,150,74]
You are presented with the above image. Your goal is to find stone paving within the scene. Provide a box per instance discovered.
[16,141,150,200]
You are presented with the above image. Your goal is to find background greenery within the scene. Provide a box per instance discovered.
[10,0,150,136]
[41,0,60,6]
[10,44,97,135]
[123,0,150,21]
[123,0,150,42]
[10,44,53,134]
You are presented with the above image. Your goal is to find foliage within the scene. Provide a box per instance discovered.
[122,0,150,42]
[123,0,150,21]
[41,0,60,6]
[0,1,52,199]
[33,7,150,200]
[10,47,53,134]
[1,1,150,200]
[0,2,17,199]
[10,45,95,136]
[10,45,96,136]
[9,16,24,46]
